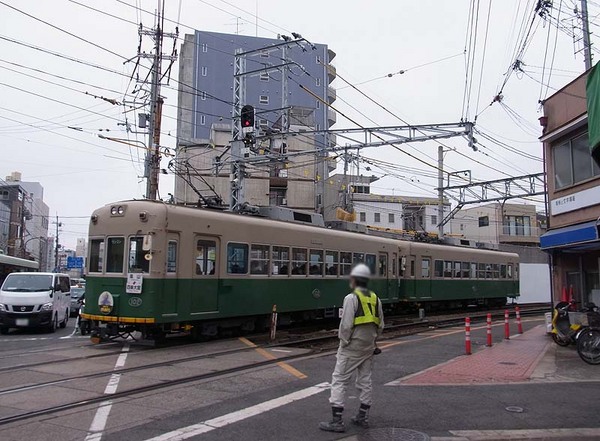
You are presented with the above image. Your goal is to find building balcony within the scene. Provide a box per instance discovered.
[327,107,336,126]
[327,155,337,173]
[327,86,336,104]
[499,226,542,244]
[327,64,336,83]
[328,48,336,63]
[328,133,336,147]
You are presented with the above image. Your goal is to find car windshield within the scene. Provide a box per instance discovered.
[71,288,85,298]
[1,274,53,292]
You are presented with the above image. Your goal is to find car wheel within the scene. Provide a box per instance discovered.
[60,310,68,329]
[47,314,58,333]
[0,327,9,335]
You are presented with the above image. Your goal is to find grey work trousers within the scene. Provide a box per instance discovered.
[328,351,373,408]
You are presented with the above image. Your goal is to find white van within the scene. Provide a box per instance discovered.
[0,272,71,334]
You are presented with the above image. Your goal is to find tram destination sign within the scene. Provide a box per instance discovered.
[126,273,143,294]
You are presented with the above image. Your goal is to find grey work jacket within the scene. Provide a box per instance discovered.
[338,288,385,358]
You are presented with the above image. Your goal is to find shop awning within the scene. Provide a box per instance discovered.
[540,220,600,250]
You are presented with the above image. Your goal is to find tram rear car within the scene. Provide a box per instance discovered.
[81,201,519,340]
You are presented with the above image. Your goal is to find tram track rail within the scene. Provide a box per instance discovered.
[0,308,549,427]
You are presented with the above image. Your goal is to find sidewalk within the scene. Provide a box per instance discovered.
[387,325,551,386]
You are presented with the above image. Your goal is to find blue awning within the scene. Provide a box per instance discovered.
[540,220,600,250]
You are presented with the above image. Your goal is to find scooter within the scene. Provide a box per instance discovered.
[551,301,585,346]
[77,299,92,336]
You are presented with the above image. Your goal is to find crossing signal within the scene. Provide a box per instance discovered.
[241,105,255,129]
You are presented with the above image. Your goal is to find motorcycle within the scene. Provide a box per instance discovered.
[551,301,586,346]
[77,299,91,336]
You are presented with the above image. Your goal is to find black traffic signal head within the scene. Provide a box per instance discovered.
[241,105,255,129]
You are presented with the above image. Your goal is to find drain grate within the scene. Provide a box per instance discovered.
[358,428,431,441]
[505,406,524,413]
[498,361,517,365]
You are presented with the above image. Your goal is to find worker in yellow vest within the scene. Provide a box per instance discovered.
[319,263,384,433]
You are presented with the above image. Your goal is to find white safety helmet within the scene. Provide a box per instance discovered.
[350,263,371,280]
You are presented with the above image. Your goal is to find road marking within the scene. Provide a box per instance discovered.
[145,382,330,441]
[85,343,130,441]
[447,428,600,440]
[238,337,307,380]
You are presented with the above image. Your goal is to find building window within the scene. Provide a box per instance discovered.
[431,214,437,225]
[553,132,600,189]
[200,91,207,100]
[316,100,320,109]
[201,66,207,76]
[316,77,321,87]
[478,216,489,227]
[260,72,269,82]
[359,212,366,222]
[200,115,206,125]
[201,43,208,53]
[316,124,320,131]
[269,187,286,206]
[260,50,269,58]
[0,190,8,200]
[503,215,531,236]
[259,95,269,105]
[374,212,381,223]
[259,119,268,128]
[316,55,321,64]
[388,213,395,223]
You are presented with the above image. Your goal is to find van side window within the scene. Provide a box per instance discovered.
[60,277,70,292]
[89,239,104,272]
[106,237,125,273]
[197,240,218,275]
[227,243,248,274]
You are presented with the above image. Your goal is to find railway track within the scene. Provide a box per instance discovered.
[0,307,548,427]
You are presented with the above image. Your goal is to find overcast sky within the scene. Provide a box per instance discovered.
[0,0,597,247]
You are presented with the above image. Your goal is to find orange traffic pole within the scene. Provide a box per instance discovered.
[504,310,510,340]
[465,317,472,355]
[486,313,493,347]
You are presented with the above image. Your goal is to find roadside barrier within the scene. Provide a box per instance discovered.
[515,306,523,334]
[465,317,472,355]
[504,310,510,340]
[486,313,493,347]
[270,304,278,341]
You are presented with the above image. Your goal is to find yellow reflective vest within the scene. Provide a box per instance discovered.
[353,289,381,326]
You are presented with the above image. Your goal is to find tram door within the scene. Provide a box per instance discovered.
[391,252,399,301]
[190,236,219,313]
[378,252,390,301]
[415,256,432,300]
[163,233,180,315]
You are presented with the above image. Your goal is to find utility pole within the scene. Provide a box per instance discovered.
[54,216,61,273]
[437,145,444,238]
[581,0,593,70]
[132,1,178,200]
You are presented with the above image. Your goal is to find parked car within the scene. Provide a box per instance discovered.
[70,287,86,317]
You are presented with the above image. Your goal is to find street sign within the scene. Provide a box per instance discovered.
[66,256,84,269]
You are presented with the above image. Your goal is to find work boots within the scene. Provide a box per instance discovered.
[351,403,371,428]
[319,406,345,432]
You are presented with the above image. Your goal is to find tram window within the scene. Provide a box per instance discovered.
[196,240,217,275]
[454,261,461,278]
[486,264,493,279]
[492,264,500,279]
[410,260,415,277]
[250,244,270,275]
[461,262,470,278]
[508,264,513,279]
[500,264,507,278]
[421,258,430,278]
[443,261,453,278]
[378,253,388,277]
[470,262,477,279]
[309,250,324,275]
[340,252,352,276]
[227,243,247,274]
[129,237,150,273]
[353,252,365,265]
[291,248,308,275]
[272,246,290,275]
[392,254,397,276]
[434,260,443,277]
[515,264,519,280]
[166,241,177,273]
[325,250,339,276]
[399,256,407,277]
[89,239,105,272]
[366,254,377,274]
[478,263,486,279]
[106,237,125,273]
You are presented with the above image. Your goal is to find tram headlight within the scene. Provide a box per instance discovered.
[117,206,124,215]
[110,206,118,215]
[110,205,126,216]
